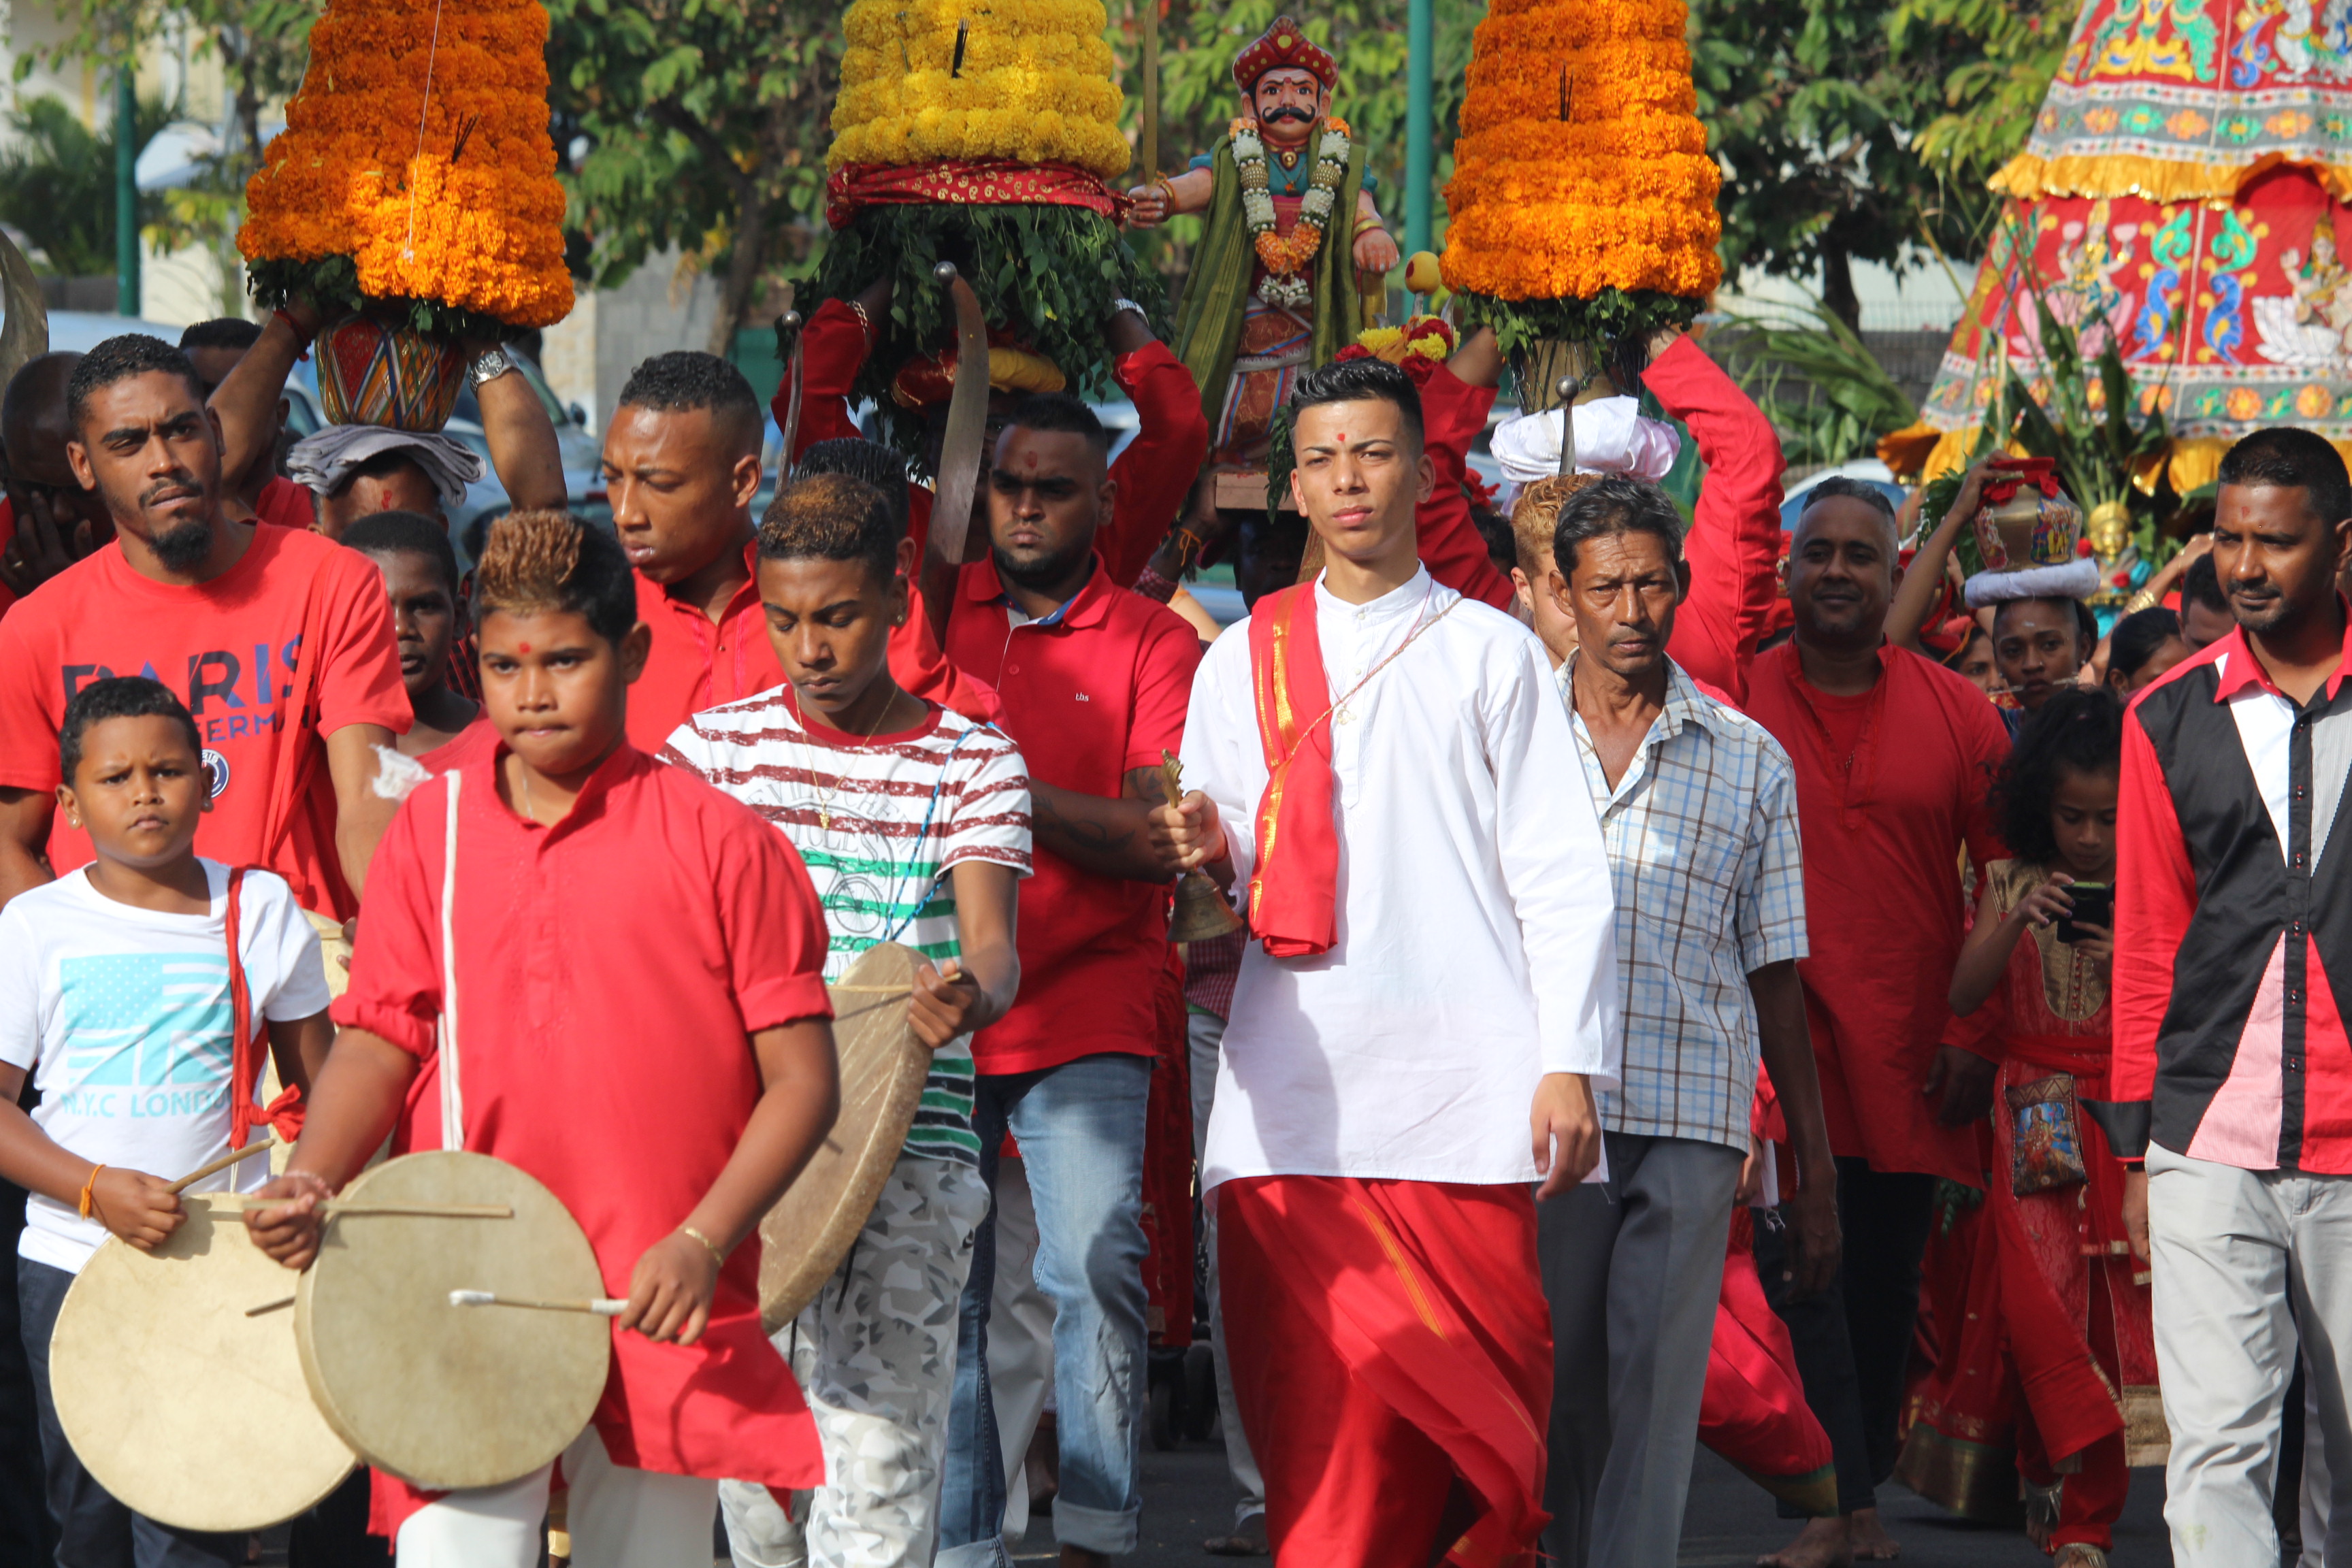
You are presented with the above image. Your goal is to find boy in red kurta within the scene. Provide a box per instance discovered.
[246,510,841,1568]
[1740,478,2010,1568]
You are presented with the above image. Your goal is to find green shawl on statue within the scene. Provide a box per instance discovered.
[1171,132,1367,434]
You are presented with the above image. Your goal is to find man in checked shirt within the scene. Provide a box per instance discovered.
[1537,476,1843,1568]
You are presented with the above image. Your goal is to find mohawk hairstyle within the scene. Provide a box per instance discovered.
[758,472,900,584]
[473,510,636,646]
[1507,474,1597,578]
[796,438,911,536]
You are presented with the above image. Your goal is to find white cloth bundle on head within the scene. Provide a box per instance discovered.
[286,425,485,509]
[1963,555,2104,608]
[1490,399,1681,489]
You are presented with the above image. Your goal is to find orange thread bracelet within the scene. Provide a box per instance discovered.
[78,1165,103,1220]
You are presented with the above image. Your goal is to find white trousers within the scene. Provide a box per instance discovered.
[2148,1145,2352,1566]
[393,1428,717,1568]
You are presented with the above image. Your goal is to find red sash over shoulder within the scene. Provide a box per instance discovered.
[1246,581,1340,958]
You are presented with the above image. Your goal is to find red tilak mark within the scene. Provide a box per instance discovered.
[1336,431,1348,443]
[518,642,532,654]
[1023,453,1039,470]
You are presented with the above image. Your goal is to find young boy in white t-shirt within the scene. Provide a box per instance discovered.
[0,675,331,1566]
[664,469,1030,1568]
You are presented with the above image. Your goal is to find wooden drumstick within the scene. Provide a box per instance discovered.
[220,1196,515,1220]
[168,1136,278,1194]
[449,1289,626,1317]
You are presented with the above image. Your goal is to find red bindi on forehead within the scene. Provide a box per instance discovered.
[518,642,532,654]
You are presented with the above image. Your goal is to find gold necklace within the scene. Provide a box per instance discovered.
[802,696,900,832]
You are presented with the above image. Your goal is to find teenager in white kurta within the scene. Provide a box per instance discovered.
[1163,355,1618,1568]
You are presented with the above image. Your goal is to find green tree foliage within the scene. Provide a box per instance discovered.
[545,0,840,355]
[0,95,171,279]
[1891,0,2075,189]
[24,0,319,312]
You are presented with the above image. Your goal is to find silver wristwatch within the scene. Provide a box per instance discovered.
[1111,297,1146,319]
[469,345,519,387]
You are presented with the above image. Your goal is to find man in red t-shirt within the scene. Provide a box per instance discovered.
[0,335,410,925]
[1740,477,2009,1568]
[934,393,1200,1568]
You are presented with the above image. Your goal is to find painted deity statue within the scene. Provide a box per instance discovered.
[1126,15,1400,459]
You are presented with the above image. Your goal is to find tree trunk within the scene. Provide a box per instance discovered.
[1822,242,1861,336]
[706,177,769,358]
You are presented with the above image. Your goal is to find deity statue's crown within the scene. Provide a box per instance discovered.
[1233,15,1337,93]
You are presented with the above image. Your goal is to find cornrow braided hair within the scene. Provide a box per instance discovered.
[474,510,637,646]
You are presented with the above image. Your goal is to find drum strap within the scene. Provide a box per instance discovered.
[225,867,306,1149]
[438,772,465,1151]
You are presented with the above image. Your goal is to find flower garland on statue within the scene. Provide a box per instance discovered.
[1233,114,1350,312]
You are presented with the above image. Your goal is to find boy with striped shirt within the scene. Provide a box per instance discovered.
[666,468,1030,1568]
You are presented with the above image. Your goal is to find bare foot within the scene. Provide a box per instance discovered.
[1848,1507,1901,1561]
[1758,1516,1852,1568]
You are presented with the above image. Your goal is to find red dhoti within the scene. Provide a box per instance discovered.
[1217,1175,1552,1568]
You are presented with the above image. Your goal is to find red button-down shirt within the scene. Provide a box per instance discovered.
[336,740,831,1488]
[946,556,1202,1075]
[1744,640,2011,1183]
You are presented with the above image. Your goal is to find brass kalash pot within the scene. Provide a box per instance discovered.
[1972,457,2086,574]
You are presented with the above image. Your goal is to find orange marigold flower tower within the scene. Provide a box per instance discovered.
[240,0,573,425]
[1439,0,1720,362]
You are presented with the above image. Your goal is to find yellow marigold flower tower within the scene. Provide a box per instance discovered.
[815,0,1162,460]
[1440,0,1720,374]
[240,0,573,428]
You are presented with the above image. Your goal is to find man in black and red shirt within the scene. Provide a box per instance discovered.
[2112,427,2352,1567]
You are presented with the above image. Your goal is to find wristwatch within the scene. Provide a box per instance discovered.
[1111,297,1146,319]
[469,345,519,388]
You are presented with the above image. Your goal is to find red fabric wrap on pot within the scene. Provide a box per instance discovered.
[824,159,1128,231]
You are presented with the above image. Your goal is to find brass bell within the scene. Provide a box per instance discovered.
[1160,749,1243,942]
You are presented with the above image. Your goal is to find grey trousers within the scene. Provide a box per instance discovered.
[2147,1143,2352,1567]
[1538,1129,1744,1568]
[1187,1010,1266,1531]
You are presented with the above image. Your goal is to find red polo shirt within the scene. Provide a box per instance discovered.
[338,740,830,1499]
[626,543,782,753]
[946,556,1201,1075]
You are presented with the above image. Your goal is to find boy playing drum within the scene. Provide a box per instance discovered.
[665,468,1030,1568]
[244,510,843,1567]
[0,675,331,1566]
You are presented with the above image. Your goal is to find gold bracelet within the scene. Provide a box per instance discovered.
[1352,217,1384,238]
[679,1225,727,1269]
[1153,174,1178,210]
[2122,587,2160,615]
[845,300,872,344]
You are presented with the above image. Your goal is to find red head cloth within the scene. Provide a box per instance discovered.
[1233,14,1337,93]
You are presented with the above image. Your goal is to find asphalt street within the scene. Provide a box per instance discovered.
[1090,1436,2177,1568]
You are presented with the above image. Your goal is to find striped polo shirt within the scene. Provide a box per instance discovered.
[665,692,1032,1164]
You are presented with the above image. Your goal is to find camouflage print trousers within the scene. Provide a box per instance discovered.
[721,1154,991,1568]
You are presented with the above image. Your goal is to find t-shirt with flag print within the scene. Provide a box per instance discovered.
[664,691,1031,1165]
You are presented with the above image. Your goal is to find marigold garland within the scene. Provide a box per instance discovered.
[1441,0,1720,348]
[240,0,572,334]
[830,0,1131,180]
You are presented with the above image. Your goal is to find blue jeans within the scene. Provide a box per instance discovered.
[18,1256,244,1568]
[938,1051,1152,1563]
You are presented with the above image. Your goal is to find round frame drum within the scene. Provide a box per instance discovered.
[50,1195,357,1531]
[759,941,931,1331]
[295,1150,608,1490]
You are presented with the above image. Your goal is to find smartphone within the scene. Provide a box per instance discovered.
[2056,881,2112,945]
